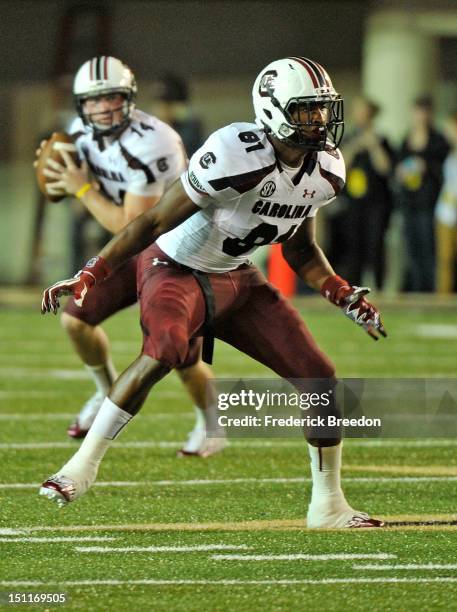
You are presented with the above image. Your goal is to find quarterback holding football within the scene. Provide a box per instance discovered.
[41,57,386,528]
[36,56,219,456]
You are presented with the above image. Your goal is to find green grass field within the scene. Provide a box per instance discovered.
[1,294,457,611]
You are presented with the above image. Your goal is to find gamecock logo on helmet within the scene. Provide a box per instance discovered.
[259,70,278,97]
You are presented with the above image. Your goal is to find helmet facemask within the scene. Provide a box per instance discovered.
[266,88,344,152]
[75,88,136,137]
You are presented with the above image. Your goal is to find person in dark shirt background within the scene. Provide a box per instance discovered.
[329,97,393,289]
[153,73,204,157]
[395,96,450,292]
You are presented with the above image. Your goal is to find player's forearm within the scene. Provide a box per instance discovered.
[78,188,127,234]
[96,181,198,270]
[282,241,335,291]
[98,209,161,269]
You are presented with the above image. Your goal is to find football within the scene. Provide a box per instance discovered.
[35,132,78,202]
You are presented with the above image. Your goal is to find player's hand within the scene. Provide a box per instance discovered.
[41,271,95,314]
[41,256,112,315]
[42,149,89,196]
[339,286,387,340]
[321,275,387,341]
[33,140,48,168]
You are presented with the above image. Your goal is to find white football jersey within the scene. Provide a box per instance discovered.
[69,109,187,205]
[157,122,345,272]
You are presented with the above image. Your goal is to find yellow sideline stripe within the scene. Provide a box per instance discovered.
[344,464,457,476]
[12,514,457,534]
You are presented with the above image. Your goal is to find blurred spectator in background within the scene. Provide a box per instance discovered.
[395,96,449,292]
[328,96,393,289]
[28,75,81,283]
[153,73,204,156]
[435,112,457,294]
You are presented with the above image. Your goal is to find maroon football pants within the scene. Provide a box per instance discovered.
[137,244,335,379]
[64,256,138,326]
[64,254,201,369]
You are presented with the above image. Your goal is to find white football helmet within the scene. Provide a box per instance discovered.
[73,56,137,135]
[252,57,344,151]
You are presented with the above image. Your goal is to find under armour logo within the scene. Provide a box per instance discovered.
[152,258,169,266]
[303,189,316,198]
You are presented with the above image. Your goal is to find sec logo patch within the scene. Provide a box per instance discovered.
[260,181,276,197]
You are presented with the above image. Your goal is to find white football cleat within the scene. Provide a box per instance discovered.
[67,391,104,439]
[195,436,227,458]
[39,469,96,507]
[343,512,384,528]
[177,419,226,458]
[307,496,384,528]
[39,475,77,507]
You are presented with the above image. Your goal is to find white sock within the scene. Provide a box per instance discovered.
[307,443,356,528]
[308,442,347,506]
[197,403,224,437]
[60,398,132,478]
[194,405,206,429]
[85,358,118,395]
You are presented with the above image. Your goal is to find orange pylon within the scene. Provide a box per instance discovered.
[268,244,297,297]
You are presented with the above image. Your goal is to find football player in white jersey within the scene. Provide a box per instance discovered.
[39,56,220,456]
[40,57,387,528]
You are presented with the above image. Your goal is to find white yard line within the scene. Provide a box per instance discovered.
[0,391,183,401]
[0,441,290,450]
[0,340,139,352]
[0,368,90,379]
[0,442,183,449]
[0,414,190,422]
[415,324,457,339]
[1,438,457,449]
[2,439,457,450]
[212,553,397,561]
[0,391,64,399]
[0,368,263,379]
[1,481,149,489]
[1,578,457,586]
[0,414,76,421]
[353,564,457,570]
[344,440,457,448]
[3,475,457,490]
[76,544,252,553]
[0,536,117,543]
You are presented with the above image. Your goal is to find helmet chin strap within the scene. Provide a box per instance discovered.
[266,122,328,152]
[91,120,127,137]
[287,125,328,151]
[79,98,133,137]
[265,126,323,155]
